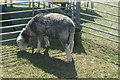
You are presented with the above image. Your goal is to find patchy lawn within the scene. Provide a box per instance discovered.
[1,34,118,78]
[1,2,119,79]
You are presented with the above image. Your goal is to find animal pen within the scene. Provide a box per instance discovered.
[0,0,119,78]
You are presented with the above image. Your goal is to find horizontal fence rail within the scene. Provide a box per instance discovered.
[0,1,39,6]
[0,7,60,15]
[95,1,120,8]
[80,12,120,24]
[81,30,120,44]
[1,17,32,23]
[80,18,120,31]
[0,38,17,43]
[81,6,119,17]
[80,24,119,37]
[0,30,21,36]
[0,24,27,29]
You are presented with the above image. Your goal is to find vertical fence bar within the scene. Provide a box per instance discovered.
[5,0,7,3]
[43,2,45,8]
[0,5,2,52]
[91,1,94,9]
[87,1,89,7]
[71,0,74,20]
[48,2,51,8]
[38,1,40,8]
[4,0,7,7]
[75,2,80,28]
[118,1,120,48]
[32,0,34,16]
[29,0,31,8]
[10,0,13,7]
[0,3,2,75]
[118,2,120,78]
[74,2,81,46]
[31,0,35,52]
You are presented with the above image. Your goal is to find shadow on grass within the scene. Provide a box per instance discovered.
[29,35,87,55]
[17,50,77,78]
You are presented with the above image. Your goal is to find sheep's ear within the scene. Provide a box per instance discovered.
[21,29,28,38]
[21,28,28,36]
[21,29,30,44]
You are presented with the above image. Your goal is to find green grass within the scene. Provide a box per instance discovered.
[1,2,119,78]
[1,36,119,78]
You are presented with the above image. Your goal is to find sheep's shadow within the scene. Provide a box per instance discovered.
[17,50,77,78]
[29,34,87,55]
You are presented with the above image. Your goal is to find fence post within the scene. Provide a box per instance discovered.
[48,2,50,8]
[4,0,7,7]
[0,5,2,27]
[91,1,94,9]
[10,0,13,7]
[75,2,80,28]
[0,11,2,74]
[32,0,34,16]
[0,5,2,48]
[118,1,120,46]
[74,2,80,46]
[38,2,40,8]
[71,0,75,20]
[29,0,31,8]
[43,2,46,8]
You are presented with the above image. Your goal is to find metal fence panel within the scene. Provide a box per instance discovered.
[1,1,77,43]
[0,1,119,44]
[80,1,119,44]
